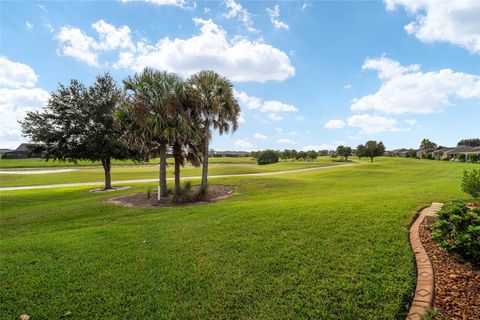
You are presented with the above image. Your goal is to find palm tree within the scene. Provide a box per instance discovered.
[187,70,240,192]
[164,76,202,195]
[118,68,176,200]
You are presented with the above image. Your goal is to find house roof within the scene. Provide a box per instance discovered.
[464,146,480,153]
[15,143,38,152]
[432,147,453,154]
[444,145,474,154]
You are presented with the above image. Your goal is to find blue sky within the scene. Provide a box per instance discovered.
[1,0,479,151]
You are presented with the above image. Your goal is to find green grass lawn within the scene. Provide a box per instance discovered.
[0,158,477,319]
[0,156,255,169]
[0,157,336,187]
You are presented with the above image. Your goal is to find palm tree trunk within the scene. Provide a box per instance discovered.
[101,158,112,190]
[158,142,168,200]
[201,127,210,191]
[173,142,182,195]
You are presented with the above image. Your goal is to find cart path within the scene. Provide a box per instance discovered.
[0,163,358,191]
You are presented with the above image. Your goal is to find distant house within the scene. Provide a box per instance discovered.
[442,145,474,160]
[463,146,480,155]
[416,149,428,158]
[432,147,453,160]
[209,150,250,158]
[0,148,13,156]
[390,148,409,157]
[1,143,44,159]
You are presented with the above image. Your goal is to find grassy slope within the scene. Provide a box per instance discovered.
[0,158,477,319]
[0,158,335,187]
[0,156,254,168]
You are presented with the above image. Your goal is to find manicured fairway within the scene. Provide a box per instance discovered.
[0,158,477,319]
[0,158,335,188]
[0,156,254,169]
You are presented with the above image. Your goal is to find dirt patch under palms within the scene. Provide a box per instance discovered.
[104,184,233,207]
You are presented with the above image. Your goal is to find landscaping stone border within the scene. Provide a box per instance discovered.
[407,202,443,320]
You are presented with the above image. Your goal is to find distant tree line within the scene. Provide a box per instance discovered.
[21,69,240,198]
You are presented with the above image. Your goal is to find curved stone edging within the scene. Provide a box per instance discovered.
[407,202,443,320]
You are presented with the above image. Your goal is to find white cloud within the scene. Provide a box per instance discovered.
[26,21,33,29]
[234,90,262,109]
[277,138,294,144]
[116,18,295,82]
[268,113,283,121]
[254,133,268,140]
[223,0,256,32]
[289,131,298,136]
[405,119,417,126]
[120,0,187,7]
[0,56,38,88]
[385,0,480,54]
[347,114,397,134]
[352,56,480,114]
[0,58,50,148]
[92,20,134,51]
[234,90,297,117]
[324,119,346,129]
[235,139,253,148]
[275,127,283,133]
[302,3,311,11]
[362,56,419,79]
[267,5,289,30]
[56,26,99,66]
[344,84,352,90]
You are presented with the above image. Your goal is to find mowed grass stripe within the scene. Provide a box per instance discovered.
[0,158,476,319]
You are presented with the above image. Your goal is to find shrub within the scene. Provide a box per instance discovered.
[431,201,480,264]
[461,169,480,199]
[257,150,279,165]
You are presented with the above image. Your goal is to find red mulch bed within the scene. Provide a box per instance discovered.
[419,221,480,320]
[104,184,233,207]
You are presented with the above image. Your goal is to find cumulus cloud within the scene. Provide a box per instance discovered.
[235,139,253,148]
[25,21,33,29]
[362,56,419,79]
[324,119,346,129]
[344,84,352,90]
[352,56,480,114]
[56,18,294,82]
[267,5,289,30]
[0,56,38,88]
[116,18,294,82]
[347,114,398,134]
[234,90,297,122]
[223,0,256,32]
[254,133,268,140]
[0,57,50,148]
[385,0,480,54]
[56,26,100,66]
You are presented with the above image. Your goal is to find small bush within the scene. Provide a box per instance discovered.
[431,201,480,264]
[257,150,279,165]
[461,169,480,199]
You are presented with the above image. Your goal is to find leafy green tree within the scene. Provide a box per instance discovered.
[336,146,352,161]
[21,74,137,190]
[306,150,318,161]
[458,138,480,147]
[461,169,480,200]
[407,149,417,158]
[257,149,279,165]
[355,144,366,159]
[362,140,385,163]
[296,151,307,160]
[188,70,240,191]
